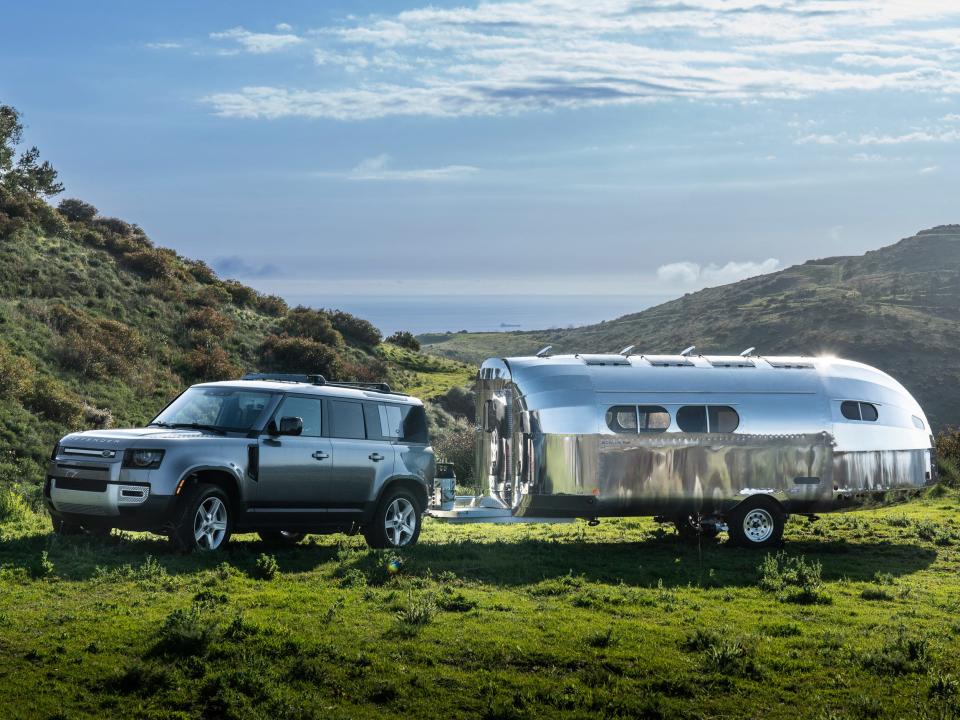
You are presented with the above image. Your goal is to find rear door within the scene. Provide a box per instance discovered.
[327,398,394,508]
[255,394,333,509]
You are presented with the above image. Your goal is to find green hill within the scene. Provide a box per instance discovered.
[0,105,471,492]
[422,226,960,431]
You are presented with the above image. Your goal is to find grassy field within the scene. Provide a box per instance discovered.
[2,489,960,720]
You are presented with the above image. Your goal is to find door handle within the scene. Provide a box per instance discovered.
[312,451,329,460]
[369,453,384,462]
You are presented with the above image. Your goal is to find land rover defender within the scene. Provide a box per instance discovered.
[45,374,435,551]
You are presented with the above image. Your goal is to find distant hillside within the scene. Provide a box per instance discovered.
[422,226,960,431]
[0,104,471,489]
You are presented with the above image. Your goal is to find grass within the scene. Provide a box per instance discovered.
[1,491,960,718]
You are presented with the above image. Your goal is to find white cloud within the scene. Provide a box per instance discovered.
[795,133,842,145]
[342,154,479,182]
[202,2,960,120]
[210,27,304,54]
[275,23,293,32]
[919,165,940,173]
[145,42,181,50]
[656,258,780,288]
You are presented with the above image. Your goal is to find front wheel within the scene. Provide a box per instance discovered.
[727,496,785,549]
[170,484,232,552]
[363,490,422,549]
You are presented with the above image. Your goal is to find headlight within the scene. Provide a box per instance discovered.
[123,449,165,469]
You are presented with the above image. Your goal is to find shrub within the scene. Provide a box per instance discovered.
[340,357,388,384]
[121,248,177,280]
[0,488,32,524]
[258,334,342,378]
[57,198,97,223]
[183,307,235,339]
[25,376,83,424]
[222,279,259,308]
[256,294,288,317]
[184,346,239,382]
[156,605,219,657]
[436,385,475,422]
[861,627,930,675]
[0,343,32,400]
[82,404,113,429]
[254,553,279,580]
[395,593,435,636]
[53,312,145,380]
[184,259,217,284]
[386,331,420,351]
[189,284,232,308]
[432,418,475,487]
[327,309,382,346]
[31,551,55,579]
[279,307,344,347]
[937,426,960,466]
[757,552,832,605]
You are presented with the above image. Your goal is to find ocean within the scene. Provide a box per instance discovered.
[303,294,670,336]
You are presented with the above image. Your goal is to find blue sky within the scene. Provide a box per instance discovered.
[2,0,959,303]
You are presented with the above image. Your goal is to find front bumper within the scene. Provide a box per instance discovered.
[46,476,176,531]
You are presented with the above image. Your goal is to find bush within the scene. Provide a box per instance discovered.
[0,487,32,524]
[221,279,259,308]
[184,346,239,382]
[395,593,435,636]
[51,306,145,380]
[254,553,279,580]
[327,309,382,346]
[184,259,217,284]
[57,198,97,223]
[121,248,176,280]
[189,284,231,308]
[258,334,342,378]
[937,427,960,466]
[386,331,420,351]
[432,418,475,487]
[31,550,54,579]
[25,376,83,424]
[256,294,288,317]
[183,307,235,339]
[156,605,219,657]
[340,357,388,384]
[279,307,344,347]
[0,343,32,400]
[436,385,475,422]
[757,552,832,605]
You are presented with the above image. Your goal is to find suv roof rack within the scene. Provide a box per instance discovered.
[240,373,398,395]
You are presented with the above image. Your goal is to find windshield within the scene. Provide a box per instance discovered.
[152,387,274,433]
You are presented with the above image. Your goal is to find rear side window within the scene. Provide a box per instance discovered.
[841,401,878,422]
[378,403,429,444]
[330,400,366,439]
[677,405,739,433]
[274,396,322,437]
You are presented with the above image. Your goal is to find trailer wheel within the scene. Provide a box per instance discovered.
[727,496,785,549]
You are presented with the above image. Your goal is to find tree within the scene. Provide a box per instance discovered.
[0,105,63,198]
[386,330,420,351]
[57,198,98,222]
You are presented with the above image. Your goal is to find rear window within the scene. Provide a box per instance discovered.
[378,403,429,444]
[330,400,366,439]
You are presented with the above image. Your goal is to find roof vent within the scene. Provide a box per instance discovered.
[535,345,553,358]
[578,354,631,366]
[641,354,694,367]
[766,358,815,369]
[706,356,756,368]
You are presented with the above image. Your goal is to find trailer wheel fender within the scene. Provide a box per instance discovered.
[726,494,786,549]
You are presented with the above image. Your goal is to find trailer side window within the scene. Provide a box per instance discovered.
[677,406,707,433]
[606,406,638,433]
[841,401,878,422]
[709,406,740,433]
[638,406,670,432]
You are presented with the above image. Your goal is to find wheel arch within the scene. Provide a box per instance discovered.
[176,466,243,515]
[724,490,789,517]
[375,475,430,515]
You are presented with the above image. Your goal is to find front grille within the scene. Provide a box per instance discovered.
[54,478,108,492]
[56,502,109,516]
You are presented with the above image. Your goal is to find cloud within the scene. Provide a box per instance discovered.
[275,23,293,32]
[210,26,304,54]
[919,165,940,174]
[202,2,960,120]
[344,154,479,182]
[213,256,283,278]
[656,258,780,288]
[145,42,182,50]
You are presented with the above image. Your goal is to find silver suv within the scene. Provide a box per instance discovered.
[45,374,435,551]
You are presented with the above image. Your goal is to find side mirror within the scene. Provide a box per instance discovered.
[277,416,303,436]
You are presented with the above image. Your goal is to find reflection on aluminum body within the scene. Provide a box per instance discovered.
[475,352,934,520]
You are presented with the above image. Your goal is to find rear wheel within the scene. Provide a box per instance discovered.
[170,484,232,552]
[363,489,422,549]
[727,496,785,549]
[258,530,306,546]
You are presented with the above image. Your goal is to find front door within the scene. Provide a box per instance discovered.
[255,395,332,510]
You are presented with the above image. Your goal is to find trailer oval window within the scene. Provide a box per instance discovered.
[676,406,707,433]
[606,406,638,433]
[708,406,740,433]
[638,406,670,433]
[677,405,739,433]
[841,401,878,422]
[859,402,878,422]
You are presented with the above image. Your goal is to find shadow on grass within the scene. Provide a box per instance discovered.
[0,525,938,588]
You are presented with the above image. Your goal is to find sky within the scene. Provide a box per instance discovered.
[2,0,959,305]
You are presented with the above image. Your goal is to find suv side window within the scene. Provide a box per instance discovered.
[330,400,366,439]
[378,403,428,444]
[274,395,322,437]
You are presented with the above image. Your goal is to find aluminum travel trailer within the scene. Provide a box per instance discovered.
[428,350,935,548]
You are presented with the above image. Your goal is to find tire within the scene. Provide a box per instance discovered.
[363,489,422,549]
[170,483,232,552]
[51,516,84,536]
[674,514,720,541]
[258,530,306,546]
[727,496,785,549]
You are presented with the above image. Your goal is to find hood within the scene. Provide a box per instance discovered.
[59,427,214,446]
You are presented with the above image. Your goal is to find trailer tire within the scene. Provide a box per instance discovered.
[727,496,784,549]
[363,488,422,549]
